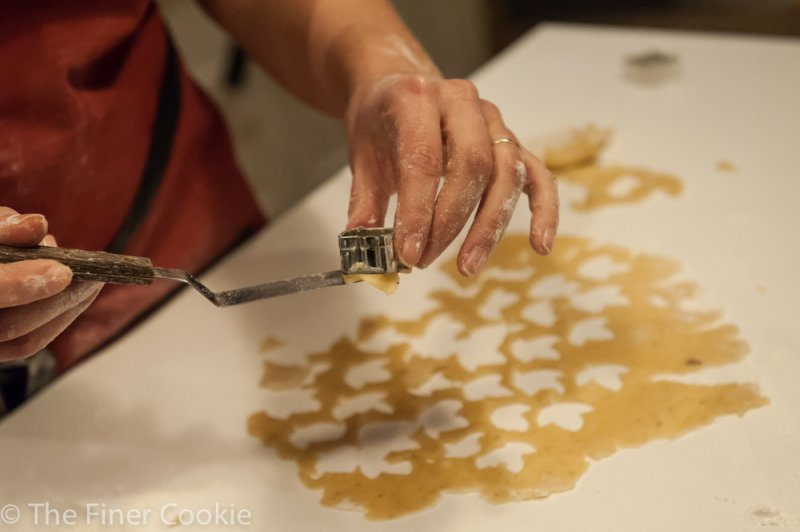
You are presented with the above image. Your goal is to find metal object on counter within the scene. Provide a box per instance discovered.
[0,227,405,308]
[624,50,680,86]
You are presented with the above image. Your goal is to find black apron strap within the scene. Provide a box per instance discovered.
[107,36,182,254]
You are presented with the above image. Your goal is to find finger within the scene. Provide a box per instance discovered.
[0,285,100,362]
[346,143,393,229]
[388,77,443,266]
[523,149,559,255]
[0,260,73,308]
[0,281,102,342]
[457,101,526,275]
[417,81,492,268]
[0,207,49,246]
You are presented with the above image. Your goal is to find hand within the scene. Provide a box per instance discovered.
[0,207,102,361]
[344,73,559,275]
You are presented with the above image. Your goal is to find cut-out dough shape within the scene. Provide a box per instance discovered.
[537,403,594,431]
[476,442,538,474]
[491,404,531,432]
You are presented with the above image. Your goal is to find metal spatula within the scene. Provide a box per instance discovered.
[0,228,404,307]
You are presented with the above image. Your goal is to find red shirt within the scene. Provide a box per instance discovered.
[0,2,267,370]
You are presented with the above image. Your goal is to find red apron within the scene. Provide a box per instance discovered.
[0,2,267,370]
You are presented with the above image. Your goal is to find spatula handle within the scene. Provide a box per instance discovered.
[0,244,155,285]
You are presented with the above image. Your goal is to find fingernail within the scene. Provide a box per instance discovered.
[542,228,554,254]
[44,261,72,286]
[401,234,423,266]
[41,235,57,247]
[416,247,435,270]
[462,248,488,276]
[0,213,41,227]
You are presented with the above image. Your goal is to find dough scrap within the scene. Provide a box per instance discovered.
[250,234,767,520]
[540,125,683,210]
[343,273,400,295]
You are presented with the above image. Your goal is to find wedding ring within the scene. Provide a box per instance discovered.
[493,137,521,150]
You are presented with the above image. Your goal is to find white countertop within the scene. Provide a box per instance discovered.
[1,24,799,531]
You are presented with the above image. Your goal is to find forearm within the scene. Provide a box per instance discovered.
[198,0,440,117]
[198,0,559,274]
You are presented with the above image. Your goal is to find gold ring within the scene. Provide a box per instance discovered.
[493,137,521,149]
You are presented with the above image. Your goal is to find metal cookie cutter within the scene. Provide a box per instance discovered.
[624,49,680,86]
[0,227,407,308]
[339,227,410,275]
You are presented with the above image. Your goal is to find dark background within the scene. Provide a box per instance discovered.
[488,0,800,52]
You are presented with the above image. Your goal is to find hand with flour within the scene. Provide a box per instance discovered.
[344,72,559,275]
[0,208,102,361]
[201,0,559,275]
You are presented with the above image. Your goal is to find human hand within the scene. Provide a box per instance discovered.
[0,207,102,361]
[344,74,559,276]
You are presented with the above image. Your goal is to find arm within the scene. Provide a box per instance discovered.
[198,0,436,116]
[199,0,559,274]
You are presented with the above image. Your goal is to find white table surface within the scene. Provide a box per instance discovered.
[1,23,799,531]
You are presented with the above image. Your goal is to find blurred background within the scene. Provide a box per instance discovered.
[157,0,800,220]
